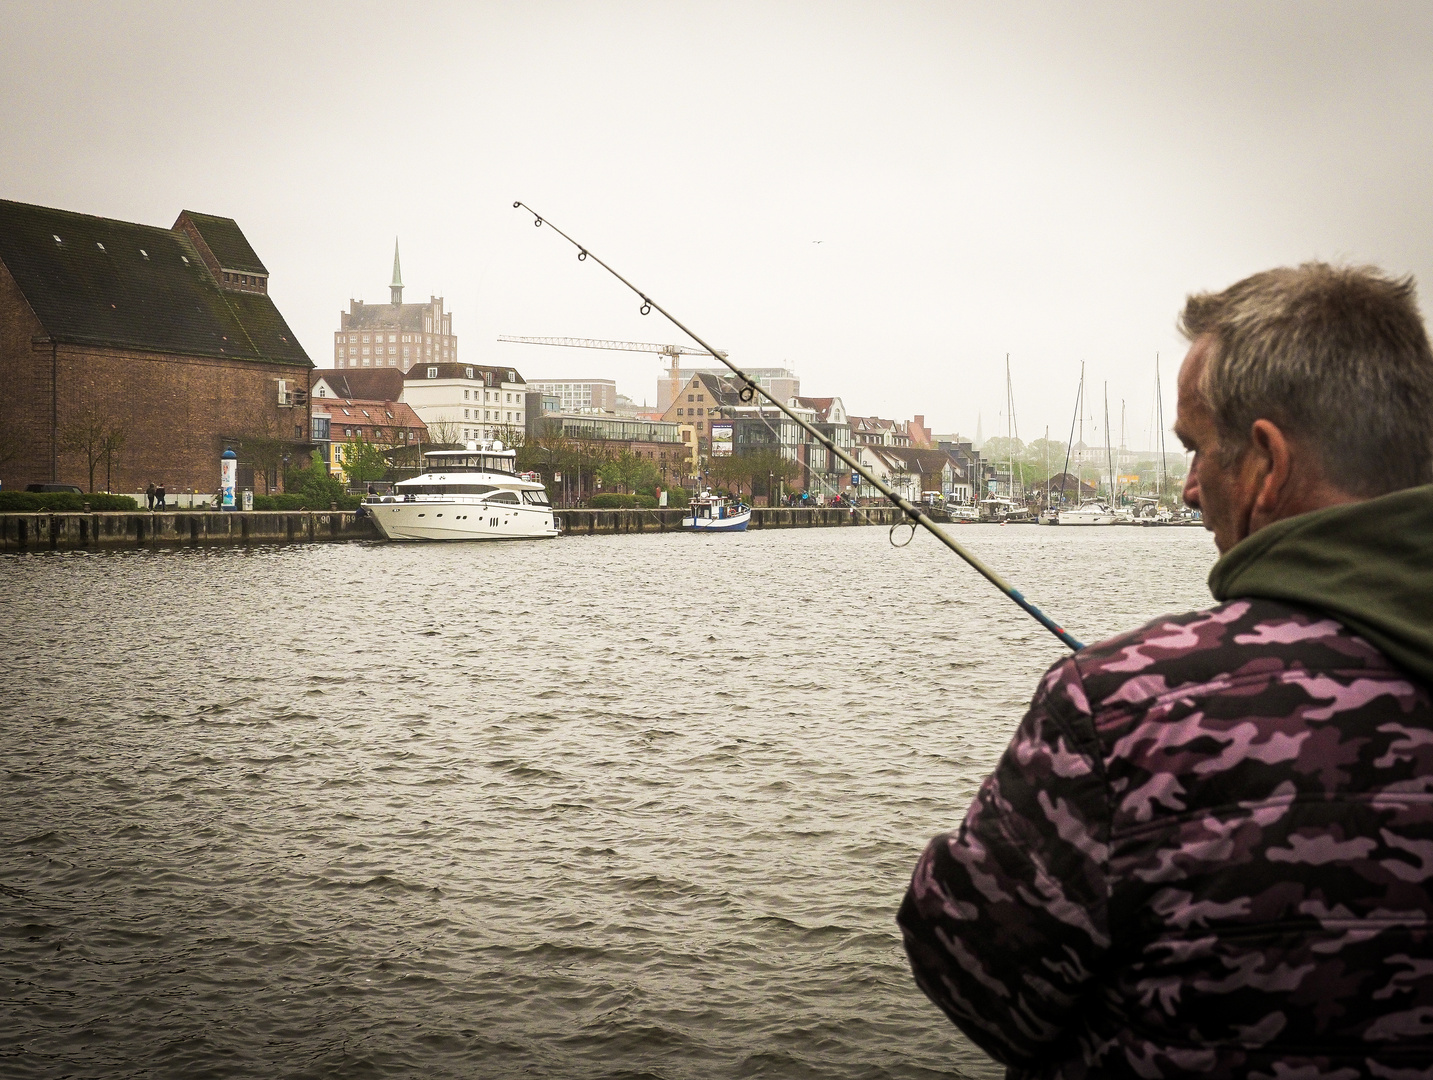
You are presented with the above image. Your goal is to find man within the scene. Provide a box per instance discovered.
[899,263,1433,1077]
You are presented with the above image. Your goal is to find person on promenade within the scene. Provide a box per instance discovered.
[898,262,1433,1078]
[146,482,155,511]
[155,483,166,510]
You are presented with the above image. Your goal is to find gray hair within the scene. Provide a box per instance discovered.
[1179,262,1433,496]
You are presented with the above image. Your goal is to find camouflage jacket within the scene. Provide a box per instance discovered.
[898,598,1433,1078]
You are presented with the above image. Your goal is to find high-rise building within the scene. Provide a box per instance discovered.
[333,239,455,372]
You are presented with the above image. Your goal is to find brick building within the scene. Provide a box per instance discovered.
[332,240,456,372]
[0,199,312,494]
[657,370,741,460]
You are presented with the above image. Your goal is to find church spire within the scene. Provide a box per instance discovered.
[390,237,403,305]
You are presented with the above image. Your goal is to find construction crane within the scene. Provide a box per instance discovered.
[496,336,726,362]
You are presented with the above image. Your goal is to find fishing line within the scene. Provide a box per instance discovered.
[512,201,1085,651]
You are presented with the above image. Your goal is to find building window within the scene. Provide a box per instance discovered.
[465,367,473,379]
[464,409,470,418]
[677,408,684,416]
[688,394,694,402]
[427,367,437,379]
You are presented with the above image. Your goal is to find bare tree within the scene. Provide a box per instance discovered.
[60,402,130,492]
[238,409,291,494]
[425,416,463,447]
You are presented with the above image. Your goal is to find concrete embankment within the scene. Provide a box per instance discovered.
[0,505,903,552]
[0,510,376,552]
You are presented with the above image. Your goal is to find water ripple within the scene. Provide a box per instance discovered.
[0,525,1215,1078]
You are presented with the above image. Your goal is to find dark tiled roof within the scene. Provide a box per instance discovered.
[178,210,266,273]
[403,362,525,384]
[0,198,308,367]
[341,302,432,332]
[310,368,405,401]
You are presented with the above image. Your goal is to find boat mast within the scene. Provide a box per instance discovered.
[1156,354,1169,503]
[1058,362,1083,507]
[1104,383,1115,505]
[1044,425,1050,513]
[1005,354,1020,507]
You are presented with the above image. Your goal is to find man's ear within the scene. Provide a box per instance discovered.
[1248,418,1294,518]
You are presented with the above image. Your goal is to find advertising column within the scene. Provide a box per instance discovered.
[221,448,237,510]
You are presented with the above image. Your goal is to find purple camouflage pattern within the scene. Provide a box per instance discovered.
[899,598,1433,1078]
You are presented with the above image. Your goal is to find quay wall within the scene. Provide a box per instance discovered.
[0,510,377,552]
[0,505,903,552]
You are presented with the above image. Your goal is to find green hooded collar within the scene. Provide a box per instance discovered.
[1208,484,1433,685]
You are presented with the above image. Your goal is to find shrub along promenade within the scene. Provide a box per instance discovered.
[0,504,903,552]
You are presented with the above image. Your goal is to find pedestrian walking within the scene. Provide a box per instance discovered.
[155,484,166,510]
[146,482,155,510]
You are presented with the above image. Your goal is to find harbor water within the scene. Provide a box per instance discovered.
[1,525,1217,1079]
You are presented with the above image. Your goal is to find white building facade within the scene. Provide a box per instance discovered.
[402,362,527,444]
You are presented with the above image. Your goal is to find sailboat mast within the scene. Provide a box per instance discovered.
[1005,354,1018,504]
[1156,354,1168,501]
[1104,383,1114,505]
[1058,362,1083,508]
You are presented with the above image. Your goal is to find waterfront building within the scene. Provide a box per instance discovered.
[311,368,404,403]
[657,370,742,461]
[936,438,982,504]
[657,360,797,413]
[332,240,456,372]
[525,378,617,413]
[849,415,915,447]
[310,396,427,484]
[522,390,562,441]
[0,198,312,494]
[402,362,526,444]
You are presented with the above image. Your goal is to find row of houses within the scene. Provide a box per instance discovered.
[0,195,989,502]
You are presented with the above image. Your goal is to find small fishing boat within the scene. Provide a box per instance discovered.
[683,492,751,532]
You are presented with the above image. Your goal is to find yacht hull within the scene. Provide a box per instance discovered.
[369,502,559,541]
[1057,511,1116,526]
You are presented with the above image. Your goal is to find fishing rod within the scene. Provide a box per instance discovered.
[512,201,1084,651]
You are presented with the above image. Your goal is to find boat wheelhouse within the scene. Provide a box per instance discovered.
[682,492,751,532]
[366,442,558,542]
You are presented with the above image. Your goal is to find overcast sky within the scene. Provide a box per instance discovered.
[4,0,1431,448]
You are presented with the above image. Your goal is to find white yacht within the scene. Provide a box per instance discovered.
[365,443,559,542]
[1057,501,1116,526]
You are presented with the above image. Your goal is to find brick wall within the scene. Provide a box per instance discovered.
[0,259,311,494]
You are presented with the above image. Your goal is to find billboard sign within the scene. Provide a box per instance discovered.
[711,422,734,457]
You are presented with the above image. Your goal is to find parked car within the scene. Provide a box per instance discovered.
[25,483,84,494]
